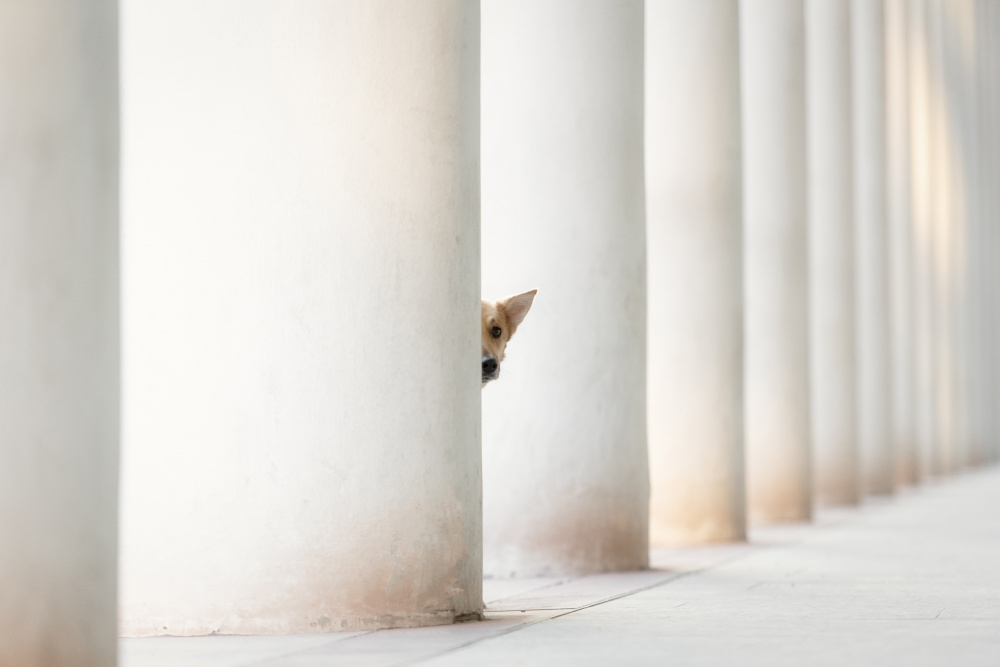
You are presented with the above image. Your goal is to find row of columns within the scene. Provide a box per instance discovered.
[483,0,1000,566]
[2,0,999,661]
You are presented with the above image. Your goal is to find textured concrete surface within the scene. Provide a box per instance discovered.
[119,1,483,635]
[122,466,1000,666]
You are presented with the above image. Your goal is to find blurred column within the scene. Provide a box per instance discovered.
[928,0,958,475]
[119,2,482,635]
[886,0,920,486]
[807,0,860,505]
[985,0,1000,463]
[647,0,746,545]
[979,0,993,464]
[740,0,812,524]
[852,0,894,495]
[0,2,119,665]
[481,0,648,577]
[942,0,974,471]
[954,0,985,467]
[979,0,998,466]
[909,0,937,478]
[985,0,1000,464]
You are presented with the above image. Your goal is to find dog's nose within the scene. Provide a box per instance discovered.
[482,356,498,375]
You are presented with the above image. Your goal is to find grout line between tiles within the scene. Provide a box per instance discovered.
[241,632,376,667]
[398,549,759,667]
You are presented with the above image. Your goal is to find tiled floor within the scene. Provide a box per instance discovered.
[121,466,1000,666]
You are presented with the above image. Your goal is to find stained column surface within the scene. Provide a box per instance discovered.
[119,1,483,635]
[481,0,649,577]
[740,0,812,524]
[0,1,119,665]
[909,0,937,479]
[646,0,746,545]
[852,0,894,496]
[807,0,860,505]
[886,0,920,486]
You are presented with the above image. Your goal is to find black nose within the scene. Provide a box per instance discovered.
[482,357,498,375]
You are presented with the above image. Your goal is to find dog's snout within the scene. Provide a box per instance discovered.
[482,356,498,376]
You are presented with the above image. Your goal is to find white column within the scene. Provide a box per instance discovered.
[740,0,812,524]
[978,4,993,465]
[852,0,894,495]
[119,2,482,635]
[807,0,859,505]
[928,0,957,476]
[982,3,995,465]
[955,0,984,467]
[909,0,936,479]
[942,0,973,471]
[480,0,648,577]
[977,0,997,466]
[886,0,920,486]
[988,0,999,465]
[985,1,1000,463]
[0,2,119,664]
[647,0,745,545]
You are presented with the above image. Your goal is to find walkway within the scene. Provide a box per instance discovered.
[121,467,1000,666]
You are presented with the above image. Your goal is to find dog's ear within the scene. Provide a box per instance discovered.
[499,289,537,336]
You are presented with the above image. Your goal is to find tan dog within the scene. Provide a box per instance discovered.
[481,289,537,387]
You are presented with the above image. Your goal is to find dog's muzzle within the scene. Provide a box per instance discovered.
[482,355,499,383]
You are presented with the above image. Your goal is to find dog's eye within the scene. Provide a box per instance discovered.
[491,326,502,338]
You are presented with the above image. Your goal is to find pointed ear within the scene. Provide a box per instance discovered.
[499,289,537,336]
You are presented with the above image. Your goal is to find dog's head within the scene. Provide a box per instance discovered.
[481,289,536,387]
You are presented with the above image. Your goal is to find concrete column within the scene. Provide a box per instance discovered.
[976,0,997,466]
[647,0,745,545]
[0,2,119,665]
[954,0,984,468]
[886,0,920,486]
[984,1,1000,463]
[981,1,995,464]
[941,0,973,471]
[852,0,894,496]
[990,1,1000,464]
[807,0,859,505]
[119,2,482,635]
[740,0,812,524]
[994,1,1000,466]
[480,0,648,577]
[982,4,996,465]
[928,0,957,476]
[908,0,937,479]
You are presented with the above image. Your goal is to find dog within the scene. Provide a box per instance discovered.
[481,289,536,387]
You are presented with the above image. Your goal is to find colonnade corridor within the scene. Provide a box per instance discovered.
[3,0,1000,665]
